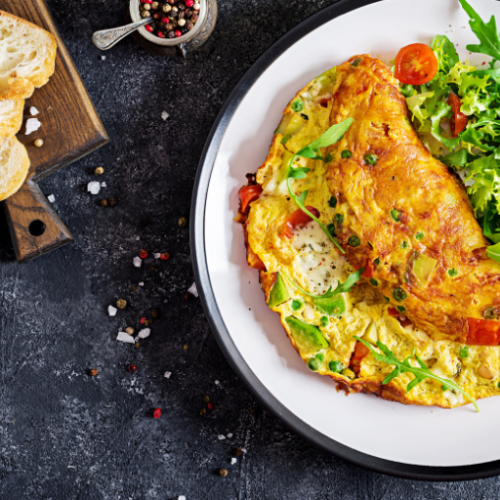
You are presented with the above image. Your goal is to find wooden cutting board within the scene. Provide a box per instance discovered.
[1,0,109,262]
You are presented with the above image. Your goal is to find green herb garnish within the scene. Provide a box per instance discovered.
[286,119,353,253]
[291,99,304,112]
[364,153,378,166]
[328,196,337,208]
[341,150,352,158]
[334,213,344,225]
[320,316,329,327]
[369,278,378,287]
[448,268,459,277]
[324,153,334,164]
[487,241,500,264]
[415,232,424,241]
[327,223,336,237]
[393,287,407,301]
[291,299,302,311]
[353,336,479,412]
[396,305,406,313]
[459,346,470,359]
[390,209,400,222]
[347,235,361,247]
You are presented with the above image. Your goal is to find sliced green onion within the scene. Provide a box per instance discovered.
[347,235,361,247]
[393,287,407,301]
[291,99,303,112]
[341,150,352,159]
[364,154,378,166]
[390,209,400,222]
[328,196,337,208]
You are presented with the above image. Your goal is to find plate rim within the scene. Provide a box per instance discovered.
[190,0,500,480]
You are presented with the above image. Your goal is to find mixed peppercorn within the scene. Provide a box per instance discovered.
[139,0,200,39]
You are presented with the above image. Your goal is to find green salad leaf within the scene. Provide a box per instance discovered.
[431,34,459,72]
[353,336,479,412]
[487,240,500,263]
[458,0,500,65]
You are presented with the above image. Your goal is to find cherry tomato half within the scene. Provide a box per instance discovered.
[282,206,320,239]
[349,341,371,375]
[239,184,262,213]
[448,93,468,137]
[467,317,500,346]
[388,308,413,327]
[394,43,438,85]
[361,259,374,279]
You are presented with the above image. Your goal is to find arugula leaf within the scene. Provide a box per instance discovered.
[458,0,500,63]
[430,100,460,150]
[353,336,479,412]
[439,149,468,168]
[286,119,354,253]
[431,35,459,73]
[282,268,364,300]
[487,240,500,263]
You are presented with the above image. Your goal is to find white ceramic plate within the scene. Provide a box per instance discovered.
[191,0,500,479]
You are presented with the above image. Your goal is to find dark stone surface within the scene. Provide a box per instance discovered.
[0,0,498,498]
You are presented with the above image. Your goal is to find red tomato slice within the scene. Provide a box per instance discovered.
[394,43,438,85]
[282,206,320,239]
[239,184,262,213]
[448,93,467,137]
[349,341,371,375]
[467,318,500,346]
[247,246,266,271]
[361,259,374,279]
[388,308,412,327]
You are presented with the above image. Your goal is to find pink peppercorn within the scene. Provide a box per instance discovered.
[207,402,214,410]
[153,408,162,419]
[185,0,194,6]
[139,249,148,259]
[145,24,153,32]
[162,17,170,23]
[174,30,182,37]
[158,31,165,38]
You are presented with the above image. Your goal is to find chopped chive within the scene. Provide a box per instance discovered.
[334,213,344,225]
[396,305,406,313]
[415,231,424,241]
[347,235,361,247]
[369,278,379,286]
[364,154,378,166]
[351,57,362,67]
[390,209,400,222]
[291,99,303,112]
[328,196,337,208]
[401,241,408,249]
[459,346,469,359]
[300,113,309,121]
[324,153,334,164]
[327,223,336,237]
[384,296,389,302]
[448,268,458,277]
[341,150,352,159]
[393,287,407,301]
[291,300,302,311]
[374,257,380,265]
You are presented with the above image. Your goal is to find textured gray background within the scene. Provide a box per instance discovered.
[0,0,499,498]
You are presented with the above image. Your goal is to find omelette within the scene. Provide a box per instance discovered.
[238,55,500,409]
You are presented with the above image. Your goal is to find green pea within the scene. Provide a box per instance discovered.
[448,268,458,277]
[327,223,336,237]
[291,99,303,112]
[459,346,469,359]
[369,278,378,287]
[415,231,424,241]
[320,316,329,327]
[441,385,448,392]
[393,287,407,301]
[324,153,334,164]
[329,360,343,373]
[396,305,406,313]
[328,196,337,208]
[390,209,400,222]
[364,154,378,166]
[308,358,320,371]
[291,300,302,311]
[401,241,408,249]
[347,235,361,247]
[341,150,352,159]
[334,213,344,225]
[316,353,324,362]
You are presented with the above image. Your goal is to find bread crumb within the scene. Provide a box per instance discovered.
[30,106,39,116]
[108,305,117,316]
[87,181,101,195]
[161,111,169,120]
[47,194,55,203]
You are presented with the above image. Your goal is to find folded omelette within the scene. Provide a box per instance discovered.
[238,55,500,408]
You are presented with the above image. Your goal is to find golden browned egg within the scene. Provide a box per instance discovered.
[326,54,500,344]
[239,59,500,409]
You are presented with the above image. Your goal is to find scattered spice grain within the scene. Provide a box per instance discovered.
[34,138,44,148]
[128,364,137,373]
[94,166,104,175]
[89,369,98,376]
[100,199,109,207]
[207,402,214,410]
[178,217,188,227]
[160,252,171,261]
[153,408,162,419]
[135,342,140,348]
[200,408,206,415]
[204,396,210,403]
[183,344,189,351]
[219,469,228,477]
[116,299,127,310]
[126,327,135,335]
[139,249,148,259]
[151,308,160,318]
[235,447,242,456]
[108,198,117,207]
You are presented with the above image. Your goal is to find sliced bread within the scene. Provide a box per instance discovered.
[0,137,30,201]
[0,98,24,137]
[0,11,57,100]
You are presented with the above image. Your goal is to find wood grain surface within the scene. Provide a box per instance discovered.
[1,0,108,262]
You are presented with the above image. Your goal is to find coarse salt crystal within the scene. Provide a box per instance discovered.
[215,380,220,385]
[161,111,169,121]
[230,458,237,465]
[137,328,151,339]
[178,496,186,500]
[101,182,107,187]
[227,433,233,438]
[218,435,226,440]
[136,236,140,241]
[25,117,41,135]
[108,305,117,316]
[30,106,39,116]
[154,253,161,259]
[164,371,172,379]
[187,282,198,297]
[117,331,135,344]
[133,257,142,268]
[139,282,144,287]
[87,181,101,195]
[101,55,106,60]
[47,194,55,203]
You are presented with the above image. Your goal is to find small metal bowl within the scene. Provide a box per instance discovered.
[126,0,217,57]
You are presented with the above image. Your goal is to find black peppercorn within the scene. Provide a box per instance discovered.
[178,10,185,18]
[186,21,193,30]
[168,30,175,38]
[185,8,192,17]
[108,198,117,207]
[170,9,178,17]
[166,22,174,30]
[178,2,186,9]
[180,27,187,34]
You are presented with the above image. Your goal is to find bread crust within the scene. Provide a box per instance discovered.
[0,137,30,201]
